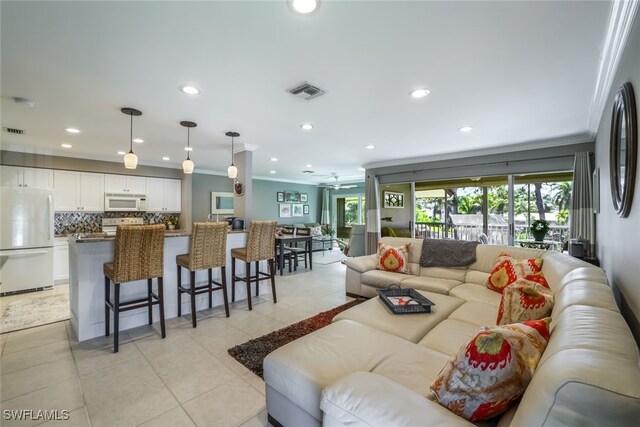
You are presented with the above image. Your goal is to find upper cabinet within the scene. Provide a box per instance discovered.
[1,166,53,189]
[146,178,181,212]
[104,174,146,194]
[54,170,104,212]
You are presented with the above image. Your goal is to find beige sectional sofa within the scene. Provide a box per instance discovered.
[264,237,640,426]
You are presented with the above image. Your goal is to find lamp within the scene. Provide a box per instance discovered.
[180,121,196,174]
[121,108,142,169]
[226,131,239,179]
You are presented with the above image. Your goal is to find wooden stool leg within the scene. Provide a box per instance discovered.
[104,276,110,337]
[208,268,213,308]
[158,277,166,338]
[255,261,259,297]
[246,261,252,311]
[221,266,230,318]
[270,259,277,303]
[190,270,197,328]
[147,278,153,325]
[231,257,236,302]
[113,283,120,353]
[177,265,182,317]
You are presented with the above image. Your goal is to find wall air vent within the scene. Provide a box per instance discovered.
[287,82,326,101]
[3,127,25,135]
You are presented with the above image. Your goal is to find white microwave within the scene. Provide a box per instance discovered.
[105,193,147,211]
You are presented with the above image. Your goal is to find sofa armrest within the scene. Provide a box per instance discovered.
[344,254,378,273]
[321,372,474,427]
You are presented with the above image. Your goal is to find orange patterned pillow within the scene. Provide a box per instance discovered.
[377,242,411,274]
[430,318,551,422]
[487,253,547,293]
[497,280,554,325]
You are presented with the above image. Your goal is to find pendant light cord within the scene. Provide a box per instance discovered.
[231,136,235,166]
[129,113,133,153]
[187,127,191,160]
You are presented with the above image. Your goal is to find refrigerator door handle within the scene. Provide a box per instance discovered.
[47,194,53,242]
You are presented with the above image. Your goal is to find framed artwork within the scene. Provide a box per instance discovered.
[276,192,284,202]
[292,203,304,217]
[279,203,292,218]
[383,191,404,208]
[300,193,308,202]
[284,191,301,203]
[303,204,309,214]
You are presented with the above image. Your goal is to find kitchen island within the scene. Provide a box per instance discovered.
[68,230,261,341]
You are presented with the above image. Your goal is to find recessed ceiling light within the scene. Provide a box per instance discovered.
[65,128,80,134]
[270,170,276,174]
[117,151,126,155]
[184,147,193,151]
[291,0,318,14]
[300,123,314,130]
[270,157,278,162]
[306,164,313,168]
[365,145,375,150]
[409,88,430,98]
[358,167,366,171]
[133,138,144,143]
[459,126,473,133]
[180,85,200,95]
[60,143,72,148]
[162,156,170,161]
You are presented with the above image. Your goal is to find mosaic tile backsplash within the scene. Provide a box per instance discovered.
[54,212,181,235]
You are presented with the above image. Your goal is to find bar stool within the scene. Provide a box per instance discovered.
[176,222,229,327]
[104,224,166,353]
[231,220,277,310]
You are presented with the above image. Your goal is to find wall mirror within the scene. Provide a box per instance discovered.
[610,82,637,218]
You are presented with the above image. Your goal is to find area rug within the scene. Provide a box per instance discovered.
[228,299,365,378]
[0,293,70,334]
[313,250,347,265]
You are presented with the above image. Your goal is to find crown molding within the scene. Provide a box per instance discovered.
[588,0,640,131]
[235,143,259,153]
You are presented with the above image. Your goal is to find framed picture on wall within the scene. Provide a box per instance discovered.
[277,192,284,202]
[303,204,309,214]
[284,191,301,203]
[383,191,404,208]
[279,203,292,217]
[300,193,308,202]
[292,203,304,217]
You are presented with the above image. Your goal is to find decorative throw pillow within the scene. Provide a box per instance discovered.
[430,318,551,422]
[310,226,323,237]
[497,280,554,325]
[377,242,411,274]
[486,253,546,293]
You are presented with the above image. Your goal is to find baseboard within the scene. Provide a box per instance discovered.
[267,413,285,427]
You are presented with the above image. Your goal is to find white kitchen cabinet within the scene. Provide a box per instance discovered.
[1,166,53,189]
[54,170,104,211]
[54,237,69,283]
[146,177,181,212]
[104,174,146,194]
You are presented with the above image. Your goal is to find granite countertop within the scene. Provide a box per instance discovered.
[68,228,246,243]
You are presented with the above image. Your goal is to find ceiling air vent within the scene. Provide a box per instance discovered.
[3,127,25,135]
[287,82,326,101]
[302,170,315,174]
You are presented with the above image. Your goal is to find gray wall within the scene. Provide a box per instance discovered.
[253,180,322,225]
[594,16,640,345]
[191,173,233,222]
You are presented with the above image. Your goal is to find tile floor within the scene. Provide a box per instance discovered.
[0,261,349,427]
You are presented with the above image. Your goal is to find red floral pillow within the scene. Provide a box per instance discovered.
[487,253,547,293]
[377,242,411,274]
[497,280,554,325]
[430,318,551,421]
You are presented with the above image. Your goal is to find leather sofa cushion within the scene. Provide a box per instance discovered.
[541,251,597,291]
[419,265,467,282]
[554,266,608,293]
[344,255,377,274]
[463,269,490,285]
[448,301,498,327]
[467,244,544,273]
[449,283,501,307]
[552,281,618,319]
[399,276,462,294]
[418,319,481,356]
[361,269,411,288]
[333,291,464,343]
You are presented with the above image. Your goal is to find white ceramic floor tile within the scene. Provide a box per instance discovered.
[1,339,72,375]
[138,406,196,427]
[159,354,236,403]
[0,357,78,402]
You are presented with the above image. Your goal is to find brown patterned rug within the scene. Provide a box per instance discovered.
[228,299,365,378]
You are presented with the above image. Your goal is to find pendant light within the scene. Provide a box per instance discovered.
[180,121,196,174]
[121,107,142,169]
[226,131,239,179]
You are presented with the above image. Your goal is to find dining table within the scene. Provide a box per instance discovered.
[275,234,313,276]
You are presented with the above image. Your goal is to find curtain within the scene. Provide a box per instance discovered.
[364,173,381,255]
[320,188,330,225]
[570,151,595,255]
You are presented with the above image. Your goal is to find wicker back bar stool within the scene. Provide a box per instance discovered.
[231,220,277,310]
[176,222,229,327]
[103,224,166,353]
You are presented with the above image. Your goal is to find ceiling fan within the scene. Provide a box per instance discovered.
[320,175,358,190]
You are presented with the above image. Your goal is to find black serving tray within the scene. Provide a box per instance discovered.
[378,287,435,314]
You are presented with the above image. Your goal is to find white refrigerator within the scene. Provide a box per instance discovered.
[0,187,54,295]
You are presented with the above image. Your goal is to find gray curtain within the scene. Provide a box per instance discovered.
[320,188,330,225]
[364,173,381,255]
[570,151,595,255]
